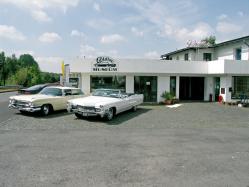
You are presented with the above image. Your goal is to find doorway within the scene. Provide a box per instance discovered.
[179,77,204,100]
[134,76,157,102]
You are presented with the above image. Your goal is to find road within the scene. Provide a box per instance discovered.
[0,92,17,124]
[0,103,249,186]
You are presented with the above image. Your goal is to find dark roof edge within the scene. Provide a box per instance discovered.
[161,35,249,58]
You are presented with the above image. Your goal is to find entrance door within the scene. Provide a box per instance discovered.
[214,77,220,101]
[134,76,157,102]
[179,77,204,100]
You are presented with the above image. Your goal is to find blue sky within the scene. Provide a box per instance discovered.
[0,0,249,72]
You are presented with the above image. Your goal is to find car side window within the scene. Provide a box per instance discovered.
[72,89,84,95]
[64,89,72,96]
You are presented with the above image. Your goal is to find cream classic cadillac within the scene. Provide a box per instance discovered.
[67,89,144,120]
[9,86,84,115]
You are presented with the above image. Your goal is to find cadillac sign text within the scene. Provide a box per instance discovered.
[92,56,118,72]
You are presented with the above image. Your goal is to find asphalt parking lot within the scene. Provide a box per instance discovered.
[0,102,249,186]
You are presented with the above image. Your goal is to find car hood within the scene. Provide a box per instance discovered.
[69,96,121,107]
[9,94,54,102]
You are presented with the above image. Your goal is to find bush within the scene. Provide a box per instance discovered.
[161,91,174,100]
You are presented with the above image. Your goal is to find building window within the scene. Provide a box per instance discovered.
[235,48,242,60]
[232,76,249,98]
[170,76,176,97]
[184,53,189,61]
[90,76,126,92]
[203,53,212,61]
[176,56,179,60]
[134,76,157,102]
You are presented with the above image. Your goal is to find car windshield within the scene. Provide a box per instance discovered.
[27,84,46,91]
[39,87,62,96]
[92,89,121,98]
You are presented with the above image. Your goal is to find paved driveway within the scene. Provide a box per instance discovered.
[0,103,249,186]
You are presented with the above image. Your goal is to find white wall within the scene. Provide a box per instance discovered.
[157,76,170,102]
[215,39,249,60]
[81,73,90,95]
[220,76,232,102]
[204,77,215,101]
[126,75,134,93]
[169,49,195,60]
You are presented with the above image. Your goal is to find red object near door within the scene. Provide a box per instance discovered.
[218,95,223,103]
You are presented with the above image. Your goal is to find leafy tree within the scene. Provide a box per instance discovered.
[14,67,28,86]
[0,52,60,87]
[201,35,216,46]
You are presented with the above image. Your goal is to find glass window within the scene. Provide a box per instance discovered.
[184,53,189,61]
[232,76,249,98]
[90,76,126,91]
[39,88,62,96]
[235,48,242,60]
[64,89,72,96]
[203,53,212,61]
[134,76,157,102]
[170,76,176,97]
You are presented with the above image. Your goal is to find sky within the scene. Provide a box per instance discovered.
[0,0,249,72]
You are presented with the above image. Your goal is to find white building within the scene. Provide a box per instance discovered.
[70,36,249,103]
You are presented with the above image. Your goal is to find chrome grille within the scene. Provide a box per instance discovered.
[78,106,95,112]
[14,100,29,107]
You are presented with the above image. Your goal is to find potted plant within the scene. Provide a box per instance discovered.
[161,91,174,105]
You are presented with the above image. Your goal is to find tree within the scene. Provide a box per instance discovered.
[187,35,216,47]
[14,67,28,86]
[18,54,39,69]
[0,51,6,85]
[201,35,216,46]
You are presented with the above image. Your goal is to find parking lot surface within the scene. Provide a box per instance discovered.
[0,103,249,187]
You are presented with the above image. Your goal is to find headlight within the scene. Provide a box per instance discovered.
[95,108,102,112]
[9,99,15,104]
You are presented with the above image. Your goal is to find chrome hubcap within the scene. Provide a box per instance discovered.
[43,106,49,115]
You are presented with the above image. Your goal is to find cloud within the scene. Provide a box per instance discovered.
[0,0,80,22]
[0,25,26,41]
[35,56,64,73]
[93,2,101,12]
[218,14,228,20]
[70,30,87,41]
[159,22,213,43]
[15,50,35,57]
[238,11,244,17]
[144,51,159,59]
[216,21,242,34]
[80,44,119,58]
[80,44,97,58]
[86,19,113,29]
[31,10,52,22]
[100,34,125,44]
[131,27,144,37]
[39,32,62,43]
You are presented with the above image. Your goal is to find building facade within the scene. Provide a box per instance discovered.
[70,36,249,103]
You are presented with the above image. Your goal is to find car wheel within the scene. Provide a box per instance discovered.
[106,108,114,121]
[75,113,83,119]
[132,105,137,112]
[41,104,50,116]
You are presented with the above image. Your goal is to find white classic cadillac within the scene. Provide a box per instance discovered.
[9,86,84,115]
[67,89,144,120]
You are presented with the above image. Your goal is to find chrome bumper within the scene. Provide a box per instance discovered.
[8,104,41,112]
[68,107,105,118]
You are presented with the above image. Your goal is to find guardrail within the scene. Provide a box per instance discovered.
[0,85,22,93]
